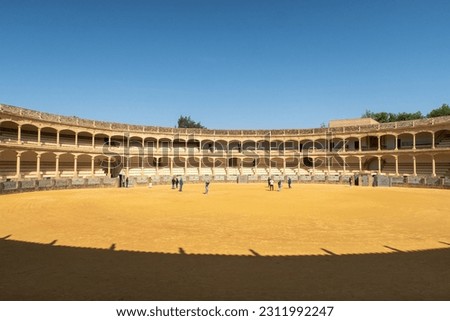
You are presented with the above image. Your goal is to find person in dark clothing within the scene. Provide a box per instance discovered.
[179,177,184,192]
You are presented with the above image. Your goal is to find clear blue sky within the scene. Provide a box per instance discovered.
[1,0,449,129]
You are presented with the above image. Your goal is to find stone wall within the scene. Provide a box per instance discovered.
[1,174,449,195]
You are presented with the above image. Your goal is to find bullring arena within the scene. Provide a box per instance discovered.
[1,103,450,300]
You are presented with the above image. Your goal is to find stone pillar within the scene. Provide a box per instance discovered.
[432,133,435,149]
[358,157,362,172]
[55,155,60,178]
[342,156,346,174]
[91,156,95,178]
[395,156,399,176]
[412,156,417,176]
[75,133,78,147]
[358,137,362,152]
[92,134,95,148]
[17,125,22,143]
[16,153,21,179]
[432,155,436,177]
[377,136,381,151]
[36,154,41,179]
[74,155,78,178]
[378,156,381,174]
[37,128,41,145]
[170,157,173,176]
[413,134,416,150]
[57,130,60,146]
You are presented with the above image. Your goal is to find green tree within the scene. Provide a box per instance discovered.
[427,104,450,118]
[176,115,206,128]
[362,110,423,123]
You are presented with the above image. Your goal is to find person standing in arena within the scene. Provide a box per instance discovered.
[204,180,210,194]
[179,177,184,192]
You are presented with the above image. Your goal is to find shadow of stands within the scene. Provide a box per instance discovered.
[1,238,449,300]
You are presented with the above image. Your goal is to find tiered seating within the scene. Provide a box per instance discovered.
[436,163,450,176]
[128,168,142,177]
[186,167,198,175]
[255,168,268,175]
[283,168,296,175]
[59,136,76,146]
[297,168,309,175]
[270,167,282,176]
[158,168,170,176]
[436,134,450,148]
[227,167,239,175]
[241,168,254,175]
[0,131,18,142]
[200,168,212,176]
[214,168,226,175]
[143,168,157,176]
[172,167,184,176]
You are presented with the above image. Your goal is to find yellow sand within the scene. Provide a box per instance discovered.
[1,183,449,256]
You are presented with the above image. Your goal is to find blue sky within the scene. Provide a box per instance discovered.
[1,0,449,129]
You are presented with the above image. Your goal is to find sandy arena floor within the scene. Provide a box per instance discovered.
[1,183,450,300]
[1,183,449,255]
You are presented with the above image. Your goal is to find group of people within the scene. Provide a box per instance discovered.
[171,176,210,194]
[171,176,184,192]
[171,176,295,194]
[268,177,292,191]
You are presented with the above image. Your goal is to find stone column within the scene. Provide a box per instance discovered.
[413,134,416,150]
[57,130,60,146]
[90,156,95,177]
[75,132,78,147]
[55,155,60,178]
[36,154,41,179]
[17,125,22,143]
[413,156,417,176]
[37,128,41,145]
[74,155,78,178]
[432,133,435,149]
[395,156,399,176]
[16,152,21,179]
[358,157,362,172]
[432,155,436,177]
[378,156,381,174]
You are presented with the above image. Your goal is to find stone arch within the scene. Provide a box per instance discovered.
[0,120,19,142]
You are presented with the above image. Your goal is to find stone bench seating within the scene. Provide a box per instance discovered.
[199,168,212,175]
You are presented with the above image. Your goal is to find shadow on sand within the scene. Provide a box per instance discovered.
[1,238,449,300]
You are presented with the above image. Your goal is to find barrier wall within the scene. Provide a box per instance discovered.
[1,174,449,195]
